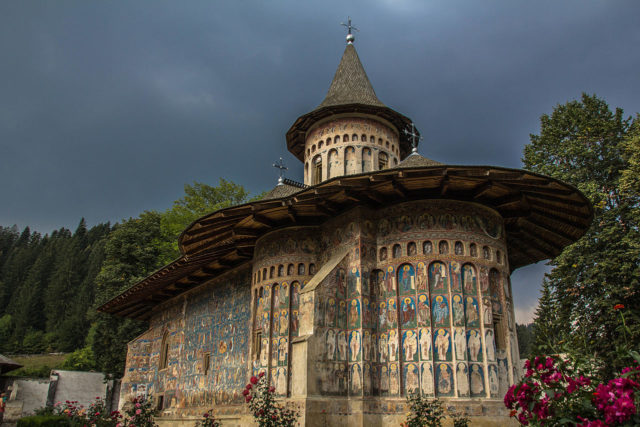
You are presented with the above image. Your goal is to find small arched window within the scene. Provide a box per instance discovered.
[257,270,261,282]
[496,250,502,264]
[378,152,389,170]
[334,135,341,143]
[326,137,332,146]
[423,240,433,254]
[439,240,449,255]
[455,241,464,255]
[270,266,275,279]
[319,141,324,149]
[312,144,316,152]
[309,263,316,275]
[298,263,305,275]
[343,134,349,142]
[483,246,491,260]
[378,138,383,145]
[470,243,478,257]
[379,247,388,261]
[407,241,417,256]
[287,264,295,275]
[392,244,402,258]
[352,133,358,141]
[278,265,284,277]
[361,134,367,142]
[370,136,375,143]
[159,331,170,370]
[313,155,322,184]
[386,141,390,148]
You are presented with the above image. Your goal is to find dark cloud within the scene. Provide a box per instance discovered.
[1,0,638,320]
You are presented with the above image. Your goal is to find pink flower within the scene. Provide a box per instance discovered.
[135,402,141,408]
[258,371,265,378]
[242,389,250,396]
[246,383,252,390]
[245,395,252,402]
[250,376,258,384]
[135,409,141,415]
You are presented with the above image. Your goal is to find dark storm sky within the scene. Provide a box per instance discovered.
[1,0,639,322]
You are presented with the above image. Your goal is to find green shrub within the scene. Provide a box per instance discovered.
[17,415,71,426]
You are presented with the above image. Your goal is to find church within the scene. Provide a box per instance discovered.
[99,28,593,426]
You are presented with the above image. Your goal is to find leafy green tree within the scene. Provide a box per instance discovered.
[158,179,252,263]
[523,93,640,378]
[89,211,166,377]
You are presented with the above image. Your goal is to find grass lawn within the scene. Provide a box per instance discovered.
[5,353,67,377]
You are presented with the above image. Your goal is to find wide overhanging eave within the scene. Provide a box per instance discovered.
[103,164,592,320]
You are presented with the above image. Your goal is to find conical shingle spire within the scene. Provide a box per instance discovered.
[318,44,385,109]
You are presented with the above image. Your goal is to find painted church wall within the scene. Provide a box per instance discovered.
[120,266,252,416]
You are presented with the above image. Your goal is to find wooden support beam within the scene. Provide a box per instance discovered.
[183,229,233,248]
[287,206,298,222]
[440,175,450,196]
[391,179,408,198]
[472,181,494,199]
[252,214,276,228]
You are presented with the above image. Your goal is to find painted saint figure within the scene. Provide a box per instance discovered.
[465,297,480,327]
[432,295,449,326]
[416,262,427,290]
[434,329,450,361]
[470,364,484,395]
[450,262,461,291]
[349,330,361,361]
[405,363,419,394]
[399,264,415,293]
[417,294,430,326]
[452,294,464,326]
[467,330,482,362]
[421,363,434,395]
[437,364,452,395]
[403,330,418,361]
[454,327,466,360]
[457,362,469,396]
[401,297,416,327]
[419,328,432,360]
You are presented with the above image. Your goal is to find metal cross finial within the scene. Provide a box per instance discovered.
[273,157,288,186]
[404,123,422,154]
[341,16,359,44]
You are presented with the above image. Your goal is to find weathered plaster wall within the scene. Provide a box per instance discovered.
[119,267,252,417]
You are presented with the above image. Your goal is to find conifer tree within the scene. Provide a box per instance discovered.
[531,279,558,354]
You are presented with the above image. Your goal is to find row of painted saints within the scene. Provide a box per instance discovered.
[321,327,496,363]
[316,360,499,397]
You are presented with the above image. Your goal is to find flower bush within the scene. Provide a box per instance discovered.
[242,372,299,426]
[402,394,469,427]
[505,355,640,426]
[195,409,221,427]
[32,395,157,427]
[121,396,158,427]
